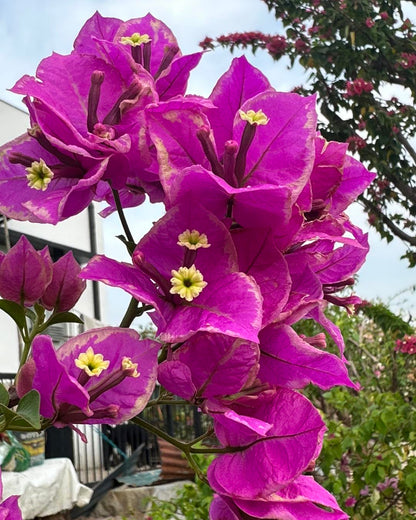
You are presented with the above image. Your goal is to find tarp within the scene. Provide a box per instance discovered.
[2,457,93,519]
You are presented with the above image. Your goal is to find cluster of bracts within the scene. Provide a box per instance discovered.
[0,12,375,520]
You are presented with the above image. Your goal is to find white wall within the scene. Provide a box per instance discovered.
[9,214,93,253]
[0,101,28,143]
[0,313,21,373]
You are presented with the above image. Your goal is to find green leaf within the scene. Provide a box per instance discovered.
[0,405,32,431]
[45,312,84,327]
[0,299,26,330]
[0,384,9,406]
[405,471,416,489]
[16,390,41,429]
[370,489,380,507]
[0,390,42,431]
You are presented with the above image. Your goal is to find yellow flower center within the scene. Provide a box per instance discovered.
[177,229,211,250]
[120,33,151,47]
[122,357,140,378]
[170,265,207,301]
[75,346,110,377]
[25,159,54,191]
[239,109,269,126]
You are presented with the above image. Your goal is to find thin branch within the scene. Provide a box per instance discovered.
[347,338,378,363]
[361,196,416,246]
[111,187,135,245]
[397,132,416,165]
[384,168,416,205]
[145,399,190,408]
[370,492,403,520]
[130,415,188,452]
[1,215,10,251]
[119,297,139,328]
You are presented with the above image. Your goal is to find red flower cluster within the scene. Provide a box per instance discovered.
[266,35,288,58]
[294,37,311,53]
[345,78,374,97]
[346,135,367,152]
[395,335,416,355]
[216,31,270,51]
[202,31,289,59]
[199,36,215,50]
[398,52,416,69]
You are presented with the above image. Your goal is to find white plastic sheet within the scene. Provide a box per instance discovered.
[2,457,93,519]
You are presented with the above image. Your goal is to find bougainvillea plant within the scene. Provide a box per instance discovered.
[201,0,416,267]
[0,11,376,519]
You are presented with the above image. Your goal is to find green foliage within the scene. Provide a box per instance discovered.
[359,302,413,337]
[305,303,416,519]
[209,0,416,264]
[0,389,41,432]
[147,452,214,520]
[40,311,84,328]
[0,299,27,331]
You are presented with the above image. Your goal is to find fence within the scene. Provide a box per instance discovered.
[0,373,210,485]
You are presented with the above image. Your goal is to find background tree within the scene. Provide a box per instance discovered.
[306,303,416,519]
[201,0,416,265]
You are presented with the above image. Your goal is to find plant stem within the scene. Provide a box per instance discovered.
[186,428,215,447]
[145,399,190,408]
[130,416,188,452]
[17,311,41,372]
[119,297,139,328]
[370,492,403,520]
[130,415,208,480]
[111,187,135,245]
[189,446,240,454]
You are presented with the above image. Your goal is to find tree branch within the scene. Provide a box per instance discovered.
[370,492,403,520]
[397,131,416,165]
[383,168,416,206]
[361,196,416,246]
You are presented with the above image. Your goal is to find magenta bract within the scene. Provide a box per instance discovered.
[40,251,86,312]
[208,56,271,156]
[0,11,203,223]
[206,388,326,499]
[0,235,52,306]
[210,476,349,520]
[74,12,202,101]
[158,333,260,401]
[258,324,357,390]
[82,203,263,343]
[17,328,159,427]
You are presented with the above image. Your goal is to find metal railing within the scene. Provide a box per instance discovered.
[0,374,210,485]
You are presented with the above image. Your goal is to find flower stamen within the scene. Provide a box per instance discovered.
[122,357,140,378]
[170,265,207,301]
[25,159,54,191]
[120,33,151,46]
[177,229,211,250]
[239,109,269,126]
[235,109,269,186]
[75,346,110,377]
[120,33,152,69]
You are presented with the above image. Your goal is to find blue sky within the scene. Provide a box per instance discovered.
[0,0,415,323]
